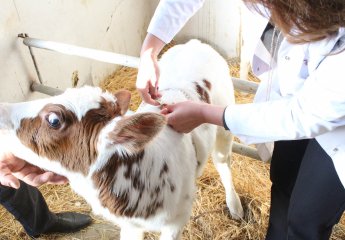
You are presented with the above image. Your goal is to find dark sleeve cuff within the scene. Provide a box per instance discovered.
[222,107,230,131]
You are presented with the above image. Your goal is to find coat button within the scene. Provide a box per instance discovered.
[285,56,290,60]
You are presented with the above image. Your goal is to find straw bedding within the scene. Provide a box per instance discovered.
[0,44,344,240]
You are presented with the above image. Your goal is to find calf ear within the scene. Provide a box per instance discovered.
[114,90,131,115]
[109,113,166,153]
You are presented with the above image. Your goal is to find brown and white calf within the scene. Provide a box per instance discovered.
[0,39,243,240]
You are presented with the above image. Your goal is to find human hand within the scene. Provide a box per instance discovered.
[0,152,68,189]
[161,101,226,133]
[136,49,161,105]
[136,34,166,105]
[161,101,206,133]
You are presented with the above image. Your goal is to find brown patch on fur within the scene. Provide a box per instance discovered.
[203,79,212,91]
[17,98,121,175]
[92,113,167,218]
[92,151,145,217]
[108,113,166,153]
[114,90,131,115]
[145,200,164,218]
[160,162,168,178]
[195,82,210,104]
[168,179,175,192]
[92,151,164,218]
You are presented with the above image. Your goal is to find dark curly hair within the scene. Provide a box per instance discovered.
[243,0,345,43]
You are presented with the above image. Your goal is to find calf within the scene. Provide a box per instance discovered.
[0,39,243,240]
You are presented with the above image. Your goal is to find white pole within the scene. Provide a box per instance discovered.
[20,36,259,93]
[22,37,140,68]
[232,77,258,94]
[232,142,261,160]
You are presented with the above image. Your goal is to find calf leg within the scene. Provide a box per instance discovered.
[120,224,144,240]
[212,127,243,219]
[160,196,194,240]
[160,226,182,240]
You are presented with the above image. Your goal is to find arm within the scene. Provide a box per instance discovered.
[136,34,166,105]
[226,50,345,144]
[162,47,345,141]
[0,151,67,189]
[147,0,206,44]
[137,0,205,105]
[161,101,226,133]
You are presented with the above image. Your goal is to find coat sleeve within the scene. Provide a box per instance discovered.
[224,49,345,144]
[147,0,205,43]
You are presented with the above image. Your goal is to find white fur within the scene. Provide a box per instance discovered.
[0,39,243,240]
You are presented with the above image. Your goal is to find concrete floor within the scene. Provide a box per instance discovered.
[55,222,120,240]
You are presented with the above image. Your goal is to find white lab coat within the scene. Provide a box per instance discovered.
[147,0,345,188]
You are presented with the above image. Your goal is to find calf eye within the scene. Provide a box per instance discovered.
[46,112,61,128]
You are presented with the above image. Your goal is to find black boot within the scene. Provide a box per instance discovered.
[42,211,92,235]
[0,181,92,238]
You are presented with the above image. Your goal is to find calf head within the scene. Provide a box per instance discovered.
[0,86,166,178]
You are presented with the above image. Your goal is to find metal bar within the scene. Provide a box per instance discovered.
[19,35,260,98]
[18,33,43,84]
[232,142,261,160]
[31,82,63,96]
[19,34,259,94]
[232,77,258,94]
[19,35,140,68]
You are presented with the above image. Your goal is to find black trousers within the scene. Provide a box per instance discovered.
[0,181,56,237]
[266,139,345,240]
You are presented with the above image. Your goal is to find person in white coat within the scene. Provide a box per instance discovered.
[136,0,345,239]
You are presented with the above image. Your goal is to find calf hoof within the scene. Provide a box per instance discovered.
[227,195,244,220]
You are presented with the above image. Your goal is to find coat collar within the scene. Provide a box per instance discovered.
[308,28,345,72]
